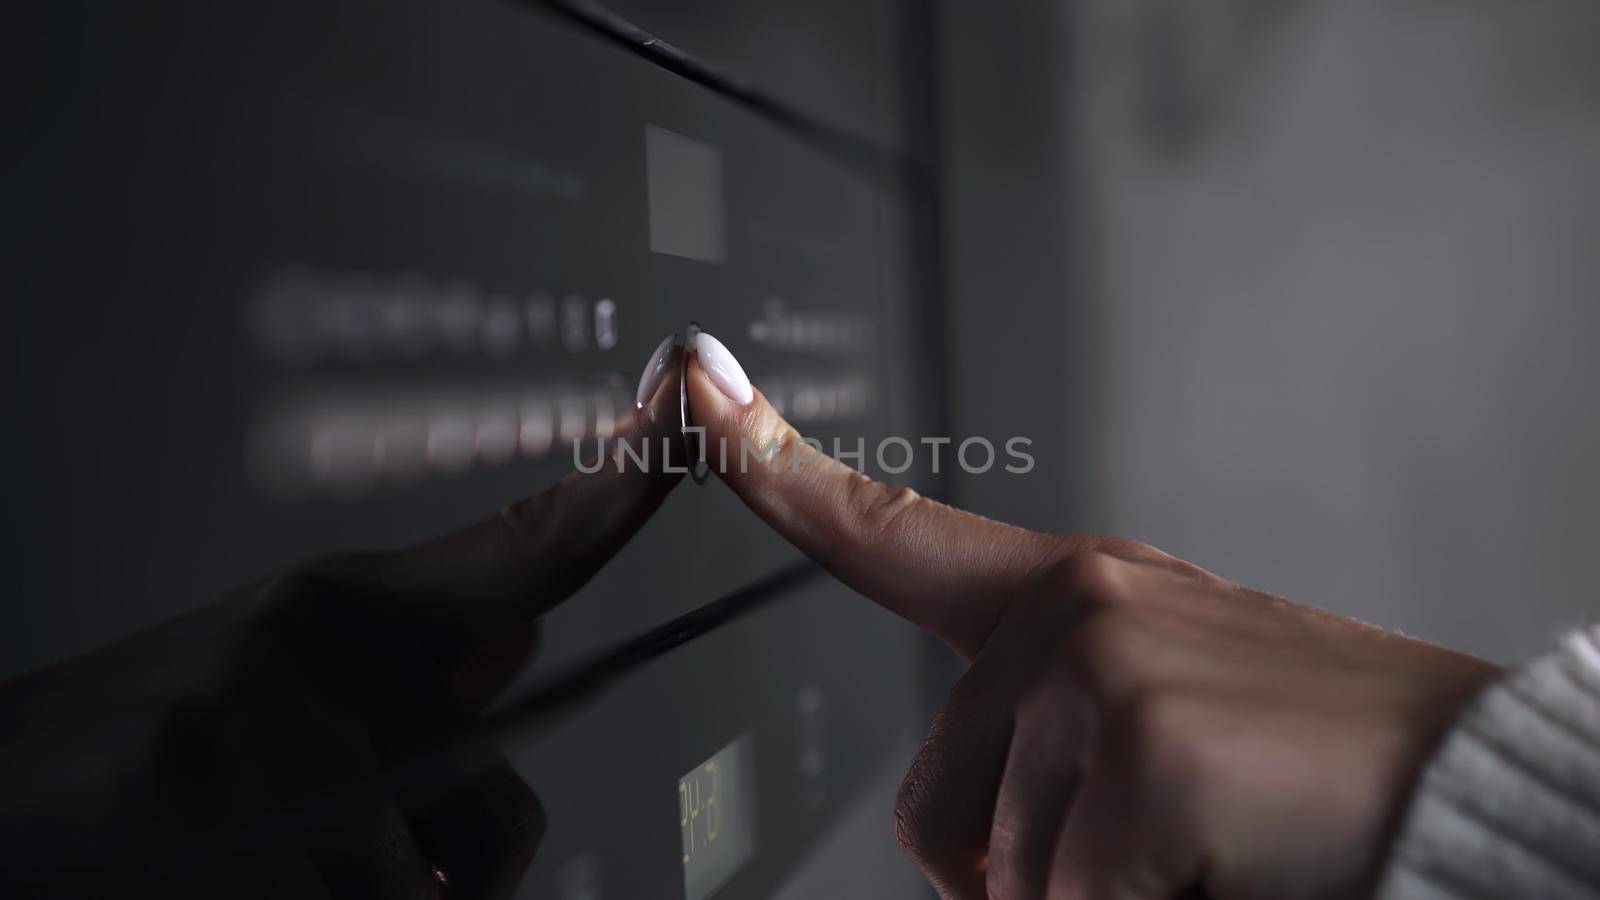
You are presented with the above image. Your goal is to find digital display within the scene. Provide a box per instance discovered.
[678,734,757,900]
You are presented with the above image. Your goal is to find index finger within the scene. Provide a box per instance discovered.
[685,332,1062,660]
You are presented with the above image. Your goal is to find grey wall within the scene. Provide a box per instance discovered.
[947,1,1600,665]
[939,1,1085,534]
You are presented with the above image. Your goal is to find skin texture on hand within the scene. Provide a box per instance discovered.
[684,341,1502,900]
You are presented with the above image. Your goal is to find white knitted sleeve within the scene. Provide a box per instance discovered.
[1378,625,1600,900]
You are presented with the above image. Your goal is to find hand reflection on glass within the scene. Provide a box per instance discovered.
[0,337,690,898]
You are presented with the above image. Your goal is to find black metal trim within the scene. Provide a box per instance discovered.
[525,0,919,187]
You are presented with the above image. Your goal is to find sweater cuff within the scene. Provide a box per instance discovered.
[1378,625,1600,900]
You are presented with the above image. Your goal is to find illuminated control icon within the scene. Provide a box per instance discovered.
[480,295,522,357]
[525,291,556,346]
[561,293,589,352]
[435,283,480,352]
[250,267,624,359]
[557,395,589,445]
[594,298,619,350]
[373,417,428,482]
[746,298,870,353]
[253,381,634,495]
[519,397,555,458]
[425,414,476,475]
[796,685,828,809]
[474,406,520,464]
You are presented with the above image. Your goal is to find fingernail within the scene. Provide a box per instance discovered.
[635,333,677,408]
[695,331,753,405]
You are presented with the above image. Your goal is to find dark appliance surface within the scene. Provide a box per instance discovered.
[8,1,941,897]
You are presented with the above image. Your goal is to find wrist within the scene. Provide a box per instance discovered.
[1377,626,1600,899]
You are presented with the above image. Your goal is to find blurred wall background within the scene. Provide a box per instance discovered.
[944,1,1600,665]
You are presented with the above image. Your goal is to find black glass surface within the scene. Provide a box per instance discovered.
[4,1,939,896]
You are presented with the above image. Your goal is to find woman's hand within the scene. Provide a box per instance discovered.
[686,335,1501,900]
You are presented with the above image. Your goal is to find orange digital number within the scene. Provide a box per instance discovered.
[679,780,693,855]
[705,761,721,843]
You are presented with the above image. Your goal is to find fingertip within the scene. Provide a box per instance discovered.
[635,333,678,410]
[685,333,746,431]
[684,350,727,421]
[693,330,754,405]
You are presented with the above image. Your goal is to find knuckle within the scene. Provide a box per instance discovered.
[848,476,924,538]
[1070,606,1134,669]
[500,481,560,545]
[761,424,804,465]
[1108,685,1163,743]
[1065,606,1156,710]
[734,410,798,470]
[744,397,783,440]
[1099,685,1188,775]
[1042,550,1128,608]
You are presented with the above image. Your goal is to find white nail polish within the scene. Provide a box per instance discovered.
[695,331,753,405]
[635,333,677,408]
